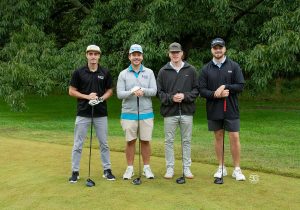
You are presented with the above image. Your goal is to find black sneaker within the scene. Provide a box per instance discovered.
[69,171,79,183]
[103,169,116,181]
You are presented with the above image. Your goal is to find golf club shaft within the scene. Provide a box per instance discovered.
[222,98,226,180]
[137,96,141,179]
[178,102,185,179]
[88,106,94,178]
[221,125,225,179]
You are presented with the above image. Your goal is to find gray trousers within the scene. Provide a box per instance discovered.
[71,116,111,171]
[164,115,193,169]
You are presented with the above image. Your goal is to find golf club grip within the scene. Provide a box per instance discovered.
[137,96,140,138]
[223,98,227,112]
[177,89,182,115]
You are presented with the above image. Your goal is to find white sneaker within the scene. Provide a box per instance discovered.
[164,168,174,179]
[123,167,134,180]
[232,168,246,181]
[184,167,194,179]
[143,166,154,179]
[214,166,228,178]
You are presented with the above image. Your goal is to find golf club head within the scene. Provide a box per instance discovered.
[132,177,141,185]
[176,177,186,184]
[214,177,224,184]
[86,178,95,187]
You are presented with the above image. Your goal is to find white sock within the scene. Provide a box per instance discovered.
[235,167,241,171]
[144,165,150,169]
[127,165,133,169]
[219,165,225,168]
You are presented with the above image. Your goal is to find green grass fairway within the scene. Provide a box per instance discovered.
[1,95,299,178]
[1,137,299,210]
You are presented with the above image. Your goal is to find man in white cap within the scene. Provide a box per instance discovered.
[68,44,116,183]
[117,44,157,180]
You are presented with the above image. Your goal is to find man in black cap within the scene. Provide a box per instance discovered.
[199,38,246,181]
[157,42,199,179]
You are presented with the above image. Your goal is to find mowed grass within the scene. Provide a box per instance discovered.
[1,137,300,210]
[0,94,299,178]
[1,95,300,209]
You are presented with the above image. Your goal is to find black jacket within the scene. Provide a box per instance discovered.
[199,58,245,120]
[157,62,199,117]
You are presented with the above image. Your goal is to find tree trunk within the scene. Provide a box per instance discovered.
[275,77,283,97]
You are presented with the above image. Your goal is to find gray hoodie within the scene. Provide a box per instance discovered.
[117,66,157,117]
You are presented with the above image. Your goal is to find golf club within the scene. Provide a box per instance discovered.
[176,90,186,184]
[132,96,142,185]
[86,105,95,187]
[214,98,226,184]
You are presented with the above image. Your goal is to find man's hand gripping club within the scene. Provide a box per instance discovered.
[88,92,104,106]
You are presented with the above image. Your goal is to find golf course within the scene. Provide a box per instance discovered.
[1,94,299,210]
[1,1,300,209]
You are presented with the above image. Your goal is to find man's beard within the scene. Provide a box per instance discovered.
[213,53,224,59]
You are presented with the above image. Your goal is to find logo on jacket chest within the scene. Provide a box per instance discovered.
[228,70,232,73]
[141,74,148,79]
[98,75,104,79]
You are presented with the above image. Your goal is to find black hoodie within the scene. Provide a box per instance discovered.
[157,62,199,117]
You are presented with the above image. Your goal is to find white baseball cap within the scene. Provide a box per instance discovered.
[86,45,101,53]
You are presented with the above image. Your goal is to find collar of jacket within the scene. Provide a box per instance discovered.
[164,61,190,70]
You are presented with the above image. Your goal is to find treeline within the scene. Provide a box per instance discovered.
[0,0,299,110]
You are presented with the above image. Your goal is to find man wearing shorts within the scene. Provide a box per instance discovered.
[117,44,157,179]
[198,38,246,181]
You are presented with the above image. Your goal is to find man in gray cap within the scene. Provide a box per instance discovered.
[68,44,116,183]
[199,38,246,181]
[157,42,199,179]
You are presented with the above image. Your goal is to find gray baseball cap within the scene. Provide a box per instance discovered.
[169,42,182,52]
[129,44,143,54]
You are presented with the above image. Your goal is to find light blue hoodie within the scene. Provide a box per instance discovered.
[117,65,157,120]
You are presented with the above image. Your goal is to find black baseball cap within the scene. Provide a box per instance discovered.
[211,38,225,48]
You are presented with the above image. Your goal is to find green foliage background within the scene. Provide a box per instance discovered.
[0,0,299,110]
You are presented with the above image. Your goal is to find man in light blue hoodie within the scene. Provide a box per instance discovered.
[117,44,157,180]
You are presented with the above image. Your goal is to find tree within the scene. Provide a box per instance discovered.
[0,0,299,110]
[244,5,300,92]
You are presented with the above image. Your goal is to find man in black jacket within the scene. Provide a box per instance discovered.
[199,38,246,181]
[157,42,199,179]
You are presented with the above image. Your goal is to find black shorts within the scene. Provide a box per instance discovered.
[208,119,240,132]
